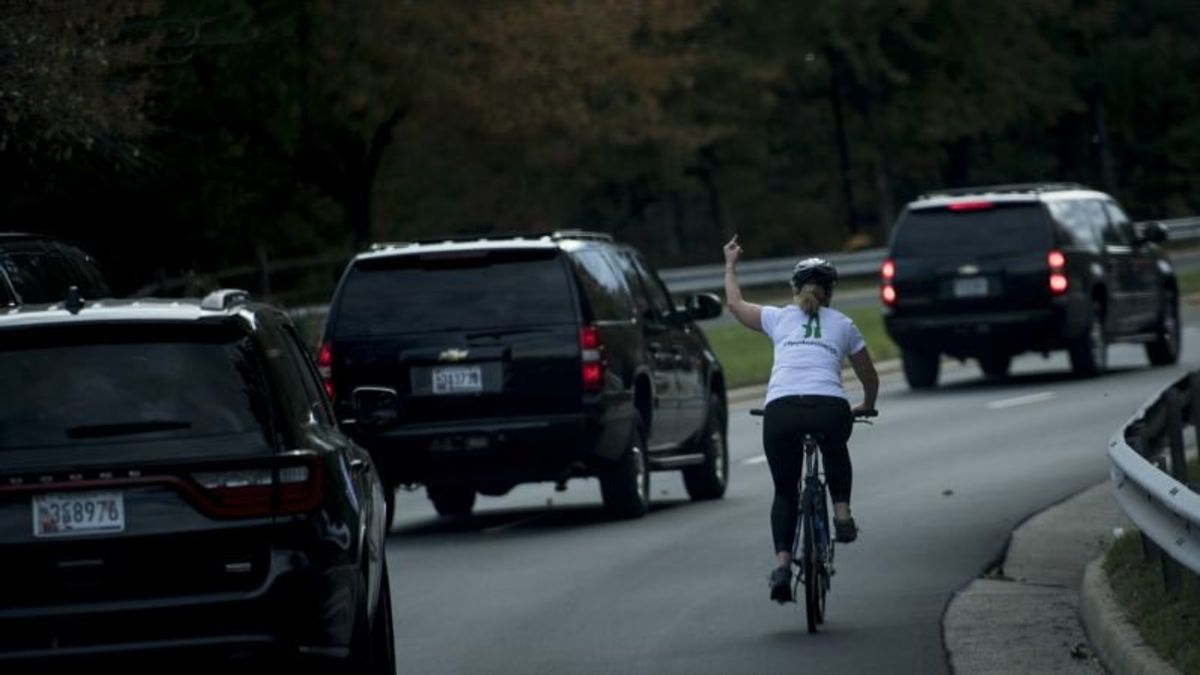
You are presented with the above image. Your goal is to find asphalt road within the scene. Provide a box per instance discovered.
[382,311,1200,674]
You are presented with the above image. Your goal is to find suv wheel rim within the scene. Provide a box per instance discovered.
[633,445,647,502]
[711,429,726,485]
[1091,315,1105,368]
[1164,301,1179,356]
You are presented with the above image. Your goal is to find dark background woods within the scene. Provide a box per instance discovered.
[2,0,1198,295]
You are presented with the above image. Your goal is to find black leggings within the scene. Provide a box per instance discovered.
[762,395,853,555]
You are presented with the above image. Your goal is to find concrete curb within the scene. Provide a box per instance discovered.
[1080,556,1181,675]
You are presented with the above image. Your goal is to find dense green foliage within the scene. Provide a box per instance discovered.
[3,1,1199,296]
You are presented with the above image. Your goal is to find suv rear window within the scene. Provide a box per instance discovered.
[892,203,1052,258]
[0,327,274,450]
[334,249,577,337]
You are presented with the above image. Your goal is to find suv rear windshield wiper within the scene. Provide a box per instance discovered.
[66,420,193,439]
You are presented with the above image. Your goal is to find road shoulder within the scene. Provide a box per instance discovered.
[942,481,1127,674]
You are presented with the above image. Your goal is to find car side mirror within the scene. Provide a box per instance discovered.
[684,292,723,321]
[353,386,400,430]
[1136,221,1168,245]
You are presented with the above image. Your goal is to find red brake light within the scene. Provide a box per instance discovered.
[190,460,323,518]
[582,363,603,390]
[1050,273,1069,294]
[316,343,334,399]
[881,258,895,281]
[881,285,897,307]
[948,201,994,212]
[580,326,600,350]
[1047,250,1066,270]
[580,326,604,393]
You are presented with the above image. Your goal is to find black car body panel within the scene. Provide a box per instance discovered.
[0,300,390,669]
[320,232,726,509]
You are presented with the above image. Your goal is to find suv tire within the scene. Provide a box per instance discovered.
[978,354,1012,379]
[683,394,729,501]
[601,416,650,519]
[1069,302,1107,377]
[370,566,396,674]
[383,486,397,532]
[902,350,940,389]
[1146,290,1180,366]
[427,485,476,517]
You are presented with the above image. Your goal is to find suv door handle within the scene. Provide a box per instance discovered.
[349,457,368,472]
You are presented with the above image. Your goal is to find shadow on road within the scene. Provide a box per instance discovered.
[389,499,693,539]
[905,364,1147,396]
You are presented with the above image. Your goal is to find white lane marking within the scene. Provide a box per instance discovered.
[742,455,768,466]
[986,391,1056,410]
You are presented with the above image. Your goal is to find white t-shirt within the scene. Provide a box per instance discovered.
[760,305,866,404]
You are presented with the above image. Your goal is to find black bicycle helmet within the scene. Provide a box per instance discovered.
[790,257,838,293]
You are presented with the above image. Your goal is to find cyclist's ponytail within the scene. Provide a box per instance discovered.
[795,283,827,316]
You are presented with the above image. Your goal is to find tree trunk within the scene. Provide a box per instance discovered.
[344,182,374,251]
[942,137,973,188]
[825,46,857,235]
[1087,91,1117,193]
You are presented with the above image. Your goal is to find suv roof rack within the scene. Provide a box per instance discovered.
[200,288,251,311]
[918,182,1090,200]
[367,230,613,250]
[548,229,613,242]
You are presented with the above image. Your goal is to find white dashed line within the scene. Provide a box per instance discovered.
[742,455,769,466]
[986,391,1056,410]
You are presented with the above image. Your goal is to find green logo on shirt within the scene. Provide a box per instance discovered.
[803,314,822,339]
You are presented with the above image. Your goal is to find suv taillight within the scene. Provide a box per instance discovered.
[580,326,604,393]
[190,458,323,518]
[881,258,897,307]
[316,342,334,399]
[1048,249,1068,295]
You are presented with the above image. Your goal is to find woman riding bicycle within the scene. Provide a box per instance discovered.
[722,235,880,603]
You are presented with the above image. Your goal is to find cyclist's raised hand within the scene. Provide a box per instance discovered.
[724,235,743,266]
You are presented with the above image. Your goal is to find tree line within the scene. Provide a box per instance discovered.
[2,0,1198,295]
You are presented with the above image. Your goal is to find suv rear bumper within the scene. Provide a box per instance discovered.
[885,303,1088,357]
[0,549,362,670]
[353,411,635,487]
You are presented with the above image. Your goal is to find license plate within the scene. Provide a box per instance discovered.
[432,366,483,394]
[953,277,988,298]
[32,490,125,538]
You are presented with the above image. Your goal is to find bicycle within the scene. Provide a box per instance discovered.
[750,407,877,633]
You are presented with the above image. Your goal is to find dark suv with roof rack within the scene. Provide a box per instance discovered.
[319,230,728,520]
[0,290,393,672]
[881,182,1179,389]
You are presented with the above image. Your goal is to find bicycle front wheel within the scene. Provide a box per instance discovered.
[801,509,825,633]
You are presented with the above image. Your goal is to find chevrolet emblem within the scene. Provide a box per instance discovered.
[438,348,469,363]
[957,264,980,276]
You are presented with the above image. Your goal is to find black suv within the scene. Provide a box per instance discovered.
[0,291,393,673]
[882,183,1179,389]
[0,233,110,306]
[319,231,728,520]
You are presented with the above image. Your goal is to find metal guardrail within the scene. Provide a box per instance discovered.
[1109,371,1200,590]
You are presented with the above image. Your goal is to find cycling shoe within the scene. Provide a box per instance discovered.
[834,517,858,543]
[768,565,793,603]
